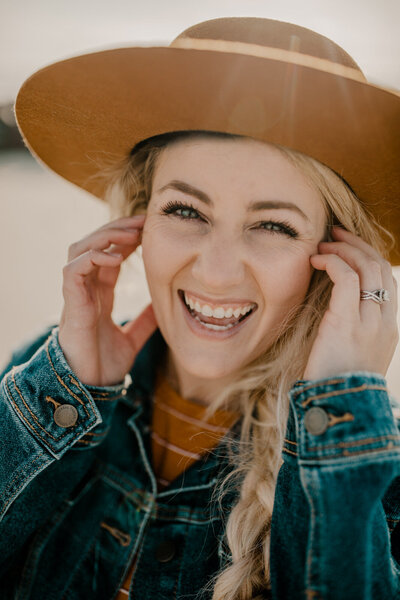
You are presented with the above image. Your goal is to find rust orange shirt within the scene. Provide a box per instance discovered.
[116,372,239,598]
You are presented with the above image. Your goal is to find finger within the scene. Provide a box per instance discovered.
[122,304,158,354]
[393,274,399,309]
[317,241,384,322]
[63,249,123,301]
[330,226,386,262]
[310,253,361,317]
[68,228,142,261]
[323,230,396,318]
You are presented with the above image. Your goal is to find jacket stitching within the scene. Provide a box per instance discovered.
[82,429,109,437]
[307,434,400,452]
[92,395,125,401]
[300,443,399,460]
[102,467,142,493]
[283,441,399,459]
[1,452,45,510]
[100,521,131,546]
[282,447,298,457]
[0,457,47,517]
[45,339,95,417]
[292,379,346,397]
[8,373,70,442]
[102,467,215,519]
[76,430,109,442]
[300,384,387,407]
[7,375,89,449]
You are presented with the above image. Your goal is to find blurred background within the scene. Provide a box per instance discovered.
[1,0,400,394]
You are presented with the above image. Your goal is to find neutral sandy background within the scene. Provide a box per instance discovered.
[1,150,399,397]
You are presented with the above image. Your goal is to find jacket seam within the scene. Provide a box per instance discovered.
[10,370,72,442]
[283,447,298,457]
[0,455,47,517]
[299,443,399,460]
[6,374,92,452]
[91,395,125,401]
[284,438,297,446]
[292,378,346,397]
[300,384,387,407]
[307,434,400,452]
[45,338,96,417]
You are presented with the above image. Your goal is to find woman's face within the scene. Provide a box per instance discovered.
[141,137,327,399]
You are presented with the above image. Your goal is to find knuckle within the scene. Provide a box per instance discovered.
[381,258,391,272]
[344,269,359,285]
[368,260,382,277]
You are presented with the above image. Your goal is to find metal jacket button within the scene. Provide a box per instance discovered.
[53,404,78,427]
[304,406,329,435]
[155,539,176,562]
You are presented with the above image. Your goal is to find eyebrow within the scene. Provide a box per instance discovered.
[157,180,310,222]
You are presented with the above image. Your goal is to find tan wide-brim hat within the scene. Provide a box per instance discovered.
[15,17,400,262]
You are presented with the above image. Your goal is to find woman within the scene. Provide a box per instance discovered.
[1,16,400,600]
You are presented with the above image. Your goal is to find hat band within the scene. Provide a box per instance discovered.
[170,37,367,83]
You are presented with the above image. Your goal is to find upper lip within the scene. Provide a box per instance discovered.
[179,289,257,309]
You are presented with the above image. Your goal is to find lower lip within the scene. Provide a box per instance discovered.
[178,294,256,340]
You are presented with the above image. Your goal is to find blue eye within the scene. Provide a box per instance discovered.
[161,201,299,238]
[161,201,203,221]
[257,220,298,238]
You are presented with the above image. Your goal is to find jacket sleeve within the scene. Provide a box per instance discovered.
[270,372,400,600]
[0,325,128,576]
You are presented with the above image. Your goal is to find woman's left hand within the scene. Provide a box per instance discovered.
[303,226,399,380]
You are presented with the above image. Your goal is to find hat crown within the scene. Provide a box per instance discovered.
[172,17,363,73]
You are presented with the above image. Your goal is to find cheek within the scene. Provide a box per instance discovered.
[254,246,313,306]
[141,218,193,286]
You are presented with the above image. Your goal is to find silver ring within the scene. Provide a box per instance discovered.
[360,289,390,304]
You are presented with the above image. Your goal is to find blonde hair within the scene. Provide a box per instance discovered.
[104,131,393,600]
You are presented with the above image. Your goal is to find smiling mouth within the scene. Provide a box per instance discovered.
[178,290,257,331]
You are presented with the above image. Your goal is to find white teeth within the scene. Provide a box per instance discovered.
[183,292,255,319]
[194,316,234,330]
[201,305,213,317]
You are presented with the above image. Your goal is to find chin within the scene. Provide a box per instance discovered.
[170,344,248,382]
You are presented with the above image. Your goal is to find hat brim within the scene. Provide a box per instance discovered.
[15,46,400,262]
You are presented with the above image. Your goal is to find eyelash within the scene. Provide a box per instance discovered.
[161,200,299,238]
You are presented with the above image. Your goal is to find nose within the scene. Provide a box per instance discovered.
[191,233,246,291]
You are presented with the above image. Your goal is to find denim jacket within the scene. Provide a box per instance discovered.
[1,324,400,600]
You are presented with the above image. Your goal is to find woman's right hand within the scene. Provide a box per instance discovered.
[58,215,157,387]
